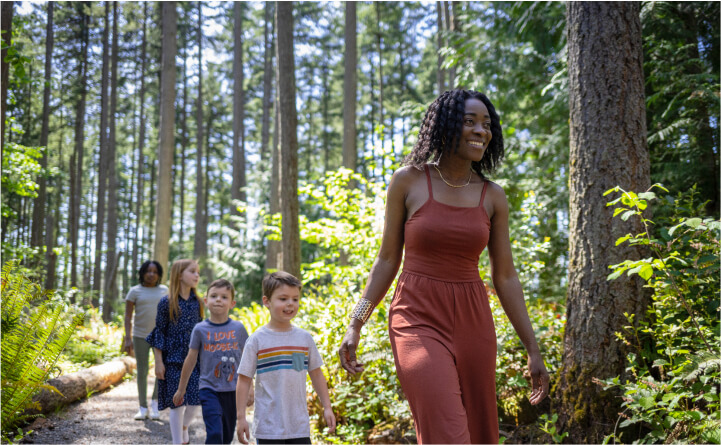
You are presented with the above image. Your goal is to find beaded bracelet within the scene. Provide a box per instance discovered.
[350,298,374,324]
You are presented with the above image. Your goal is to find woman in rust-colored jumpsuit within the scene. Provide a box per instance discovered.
[339,89,550,444]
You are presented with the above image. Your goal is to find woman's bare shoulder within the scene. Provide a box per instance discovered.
[390,165,425,189]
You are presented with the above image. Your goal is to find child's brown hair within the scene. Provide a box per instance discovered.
[262,271,302,300]
[208,278,235,300]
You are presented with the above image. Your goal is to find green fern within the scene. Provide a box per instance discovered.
[0,261,85,434]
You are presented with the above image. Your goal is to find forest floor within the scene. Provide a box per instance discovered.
[23,375,248,444]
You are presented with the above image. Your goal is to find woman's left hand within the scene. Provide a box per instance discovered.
[527,353,549,405]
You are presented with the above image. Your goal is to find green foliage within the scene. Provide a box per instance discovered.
[493,288,565,422]
[601,185,720,444]
[60,308,124,369]
[641,2,720,214]
[0,261,85,438]
[537,413,569,444]
[1,142,43,219]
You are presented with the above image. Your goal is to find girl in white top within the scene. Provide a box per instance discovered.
[124,260,168,420]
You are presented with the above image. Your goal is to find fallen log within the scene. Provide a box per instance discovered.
[30,356,137,415]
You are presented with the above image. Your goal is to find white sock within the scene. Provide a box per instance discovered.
[182,405,200,443]
[169,406,185,444]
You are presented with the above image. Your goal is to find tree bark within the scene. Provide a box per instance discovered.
[265,94,280,273]
[556,3,651,442]
[232,1,246,226]
[260,2,273,163]
[133,2,148,278]
[1,1,13,153]
[449,1,459,88]
[276,2,301,280]
[93,2,111,305]
[70,4,90,291]
[179,41,188,249]
[103,2,120,322]
[31,1,54,252]
[342,1,357,177]
[435,1,445,95]
[193,2,208,265]
[154,1,177,273]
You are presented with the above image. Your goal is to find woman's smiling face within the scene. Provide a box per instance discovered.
[454,98,492,162]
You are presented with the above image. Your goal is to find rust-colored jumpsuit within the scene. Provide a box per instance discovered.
[389,165,498,444]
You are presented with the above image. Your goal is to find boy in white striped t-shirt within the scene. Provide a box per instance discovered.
[236,272,336,444]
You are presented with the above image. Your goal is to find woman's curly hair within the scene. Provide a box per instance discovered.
[404,89,504,179]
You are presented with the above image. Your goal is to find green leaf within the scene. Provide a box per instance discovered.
[603,186,620,196]
[621,210,637,221]
[650,183,669,192]
[607,269,624,281]
[637,192,657,200]
[638,396,656,409]
[638,265,654,281]
[615,234,632,246]
[684,218,702,229]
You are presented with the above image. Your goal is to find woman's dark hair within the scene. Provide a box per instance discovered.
[405,89,504,178]
[138,260,163,286]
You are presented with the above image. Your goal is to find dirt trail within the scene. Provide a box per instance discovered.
[26,375,248,444]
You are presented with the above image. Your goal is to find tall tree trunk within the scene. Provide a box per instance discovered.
[179,42,188,251]
[443,0,453,88]
[260,1,273,163]
[276,2,300,279]
[342,1,357,177]
[375,2,385,178]
[449,1,460,88]
[1,1,13,153]
[321,46,330,174]
[92,2,111,306]
[556,3,651,442]
[70,6,89,291]
[103,2,120,323]
[45,104,63,290]
[435,1,445,94]
[133,2,148,277]
[265,92,280,273]
[154,1,177,273]
[193,2,208,266]
[31,1,54,252]
[232,1,246,226]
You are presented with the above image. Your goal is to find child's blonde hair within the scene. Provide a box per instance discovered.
[262,271,302,300]
[168,259,205,323]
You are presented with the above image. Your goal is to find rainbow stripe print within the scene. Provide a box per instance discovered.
[257,346,309,374]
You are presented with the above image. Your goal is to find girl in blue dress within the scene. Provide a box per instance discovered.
[147,259,204,444]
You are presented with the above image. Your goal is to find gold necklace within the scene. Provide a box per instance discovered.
[433,164,472,188]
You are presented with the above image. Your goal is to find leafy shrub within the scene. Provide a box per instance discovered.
[601,185,720,444]
[0,261,85,438]
[60,308,124,371]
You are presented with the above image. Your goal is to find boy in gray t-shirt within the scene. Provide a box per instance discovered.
[174,279,250,445]
[236,272,336,444]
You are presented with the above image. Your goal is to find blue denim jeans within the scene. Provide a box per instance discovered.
[199,388,237,444]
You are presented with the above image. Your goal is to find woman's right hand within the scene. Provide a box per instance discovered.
[155,361,166,380]
[338,322,365,375]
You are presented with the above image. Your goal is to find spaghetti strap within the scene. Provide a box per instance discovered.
[424,164,434,199]
[479,181,489,207]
